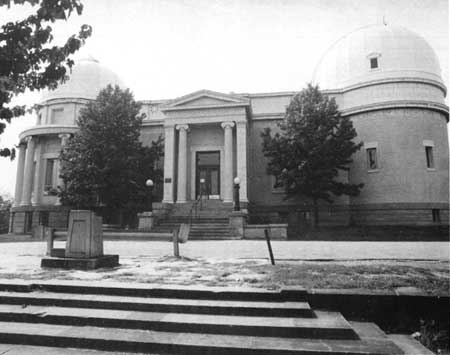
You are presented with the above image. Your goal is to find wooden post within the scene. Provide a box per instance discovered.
[264,228,275,265]
[173,228,180,258]
[45,227,55,256]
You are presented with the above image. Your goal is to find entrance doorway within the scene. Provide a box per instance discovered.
[196,151,220,199]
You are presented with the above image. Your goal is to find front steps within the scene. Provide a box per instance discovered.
[0,281,409,354]
[154,200,238,240]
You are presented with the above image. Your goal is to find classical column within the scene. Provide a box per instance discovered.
[221,122,235,203]
[236,121,248,202]
[20,136,36,206]
[162,125,176,203]
[31,139,42,206]
[13,143,26,207]
[176,124,189,203]
[55,133,71,206]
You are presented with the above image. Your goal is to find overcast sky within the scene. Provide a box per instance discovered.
[0,0,448,196]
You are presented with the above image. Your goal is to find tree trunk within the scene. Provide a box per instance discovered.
[312,199,319,229]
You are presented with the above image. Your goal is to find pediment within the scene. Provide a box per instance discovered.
[162,90,249,111]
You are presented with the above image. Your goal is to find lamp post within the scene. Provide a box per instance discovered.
[146,179,154,212]
[233,177,240,211]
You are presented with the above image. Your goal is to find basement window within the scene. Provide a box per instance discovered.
[432,209,441,223]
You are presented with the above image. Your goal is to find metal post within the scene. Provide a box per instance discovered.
[264,228,275,265]
[234,183,240,211]
[149,186,153,212]
[146,179,154,212]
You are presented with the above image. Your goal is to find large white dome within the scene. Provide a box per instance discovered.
[40,57,124,102]
[313,24,444,91]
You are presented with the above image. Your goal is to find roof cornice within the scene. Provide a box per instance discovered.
[342,100,449,121]
[321,77,447,96]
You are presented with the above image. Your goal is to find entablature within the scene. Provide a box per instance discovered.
[19,125,78,142]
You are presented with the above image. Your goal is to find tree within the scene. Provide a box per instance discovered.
[0,194,12,233]
[58,85,164,226]
[261,83,363,227]
[0,0,92,158]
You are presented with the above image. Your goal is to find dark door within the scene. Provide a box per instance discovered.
[196,151,220,199]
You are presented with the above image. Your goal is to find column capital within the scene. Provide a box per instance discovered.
[59,133,71,147]
[23,136,33,144]
[176,124,189,131]
[221,121,235,129]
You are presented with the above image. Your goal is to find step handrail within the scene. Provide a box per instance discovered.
[188,193,202,228]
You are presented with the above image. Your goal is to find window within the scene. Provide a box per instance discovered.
[271,175,285,193]
[432,209,441,223]
[24,212,33,233]
[37,113,42,125]
[370,57,378,69]
[44,159,55,189]
[39,211,49,226]
[366,147,378,170]
[51,108,64,124]
[367,52,381,70]
[425,146,434,169]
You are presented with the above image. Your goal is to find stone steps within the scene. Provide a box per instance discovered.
[189,235,241,240]
[0,321,402,355]
[0,282,405,355]
[189,226,235,240]
[159,219,229,224]
[0,305,357,339]
[152,224,236,239]
[0,282,308,301]
[155,216,236,239]
[156,199,235,239]
[0,291,314,317]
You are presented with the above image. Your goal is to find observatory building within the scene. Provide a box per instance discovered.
[10,24,449,234]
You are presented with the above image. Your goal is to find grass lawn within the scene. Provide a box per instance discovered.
[1,256,448,295]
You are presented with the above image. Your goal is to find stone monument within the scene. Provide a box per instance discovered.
[41,210,119,270]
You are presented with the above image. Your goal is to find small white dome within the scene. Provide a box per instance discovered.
[40,57,125,102]
[313,25,444,90]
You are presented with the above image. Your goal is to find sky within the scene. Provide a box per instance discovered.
[0,0,448,197]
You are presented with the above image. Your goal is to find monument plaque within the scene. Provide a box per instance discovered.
[66,210,103,258]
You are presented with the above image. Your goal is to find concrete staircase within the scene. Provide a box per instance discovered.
[0,281,410,354]
[154,200,238,240]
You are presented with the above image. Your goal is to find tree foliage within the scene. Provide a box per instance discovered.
[0,0,92,158]
[0,195,12,233]
[261,83,363,226]
[59,85,164,226]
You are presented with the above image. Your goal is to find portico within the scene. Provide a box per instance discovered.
[160,90,249,205]
[13,126,78,208]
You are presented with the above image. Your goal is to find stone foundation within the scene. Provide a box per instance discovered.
[249,203,449,228]
[244,224,288,240]
[10,205,70,234]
